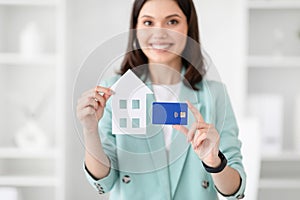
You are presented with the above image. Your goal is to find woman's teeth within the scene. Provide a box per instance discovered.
[151,44,172,50]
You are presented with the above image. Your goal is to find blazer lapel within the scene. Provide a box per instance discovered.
[169,83,202,197]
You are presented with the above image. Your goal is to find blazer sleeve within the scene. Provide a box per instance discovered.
[213,82,246,199]
[83,79,119,194]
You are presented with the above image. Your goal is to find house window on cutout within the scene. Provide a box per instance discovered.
[132,118,140,128]
[120,118,127,128]
[132,99,140,109]
[119,99,127,109]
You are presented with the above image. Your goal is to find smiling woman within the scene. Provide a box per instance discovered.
[136,0,188,69]
[76,0,246,199]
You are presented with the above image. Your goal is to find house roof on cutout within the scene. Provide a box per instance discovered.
[110,69,153,96]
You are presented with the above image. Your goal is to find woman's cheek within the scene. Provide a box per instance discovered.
[137,29,150,47]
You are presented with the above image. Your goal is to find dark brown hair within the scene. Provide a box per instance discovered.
[119,0,205,90]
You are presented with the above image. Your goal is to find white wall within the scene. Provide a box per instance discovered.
[0,7,4,143]
[197,0,247,119]
[0,66,5,146]
[0,7,4,51]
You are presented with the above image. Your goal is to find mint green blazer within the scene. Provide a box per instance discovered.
[84,75,246,200]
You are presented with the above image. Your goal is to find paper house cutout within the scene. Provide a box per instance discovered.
[110,69,153,134]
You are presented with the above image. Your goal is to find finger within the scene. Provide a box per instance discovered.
[95,86,114,96]
[187,123,197,142]
[93,92,106,107]
[103,93,112,101]
[192,130,207,149]
[77,106,96,120]
[82,86,113,98]
[86,98,100,110]
[78,91,106,108]
[77,97,89,110]
[78,97,100,111]
[172,125,189,136]
[195,122,210,130]
[94,90,112,106]
[95,87,113,105]
[92,100,100,110]
[186,100,205,122]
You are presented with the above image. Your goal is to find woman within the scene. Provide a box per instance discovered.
[76,0,246,199]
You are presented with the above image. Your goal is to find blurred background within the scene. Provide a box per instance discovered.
[0,0,299,199]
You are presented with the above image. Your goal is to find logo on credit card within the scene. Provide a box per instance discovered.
[152,102,188,125]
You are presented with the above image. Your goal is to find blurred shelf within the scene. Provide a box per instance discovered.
[259,178,300,189]
[261,152,300,161]
[248,55,300,68]
[247,1,300,199]
[0,147,58,159]
[0,53,57,66]
[0,0,65,199]
[249,0,300,9]
[0,0,57,6]
[0,176,58,187]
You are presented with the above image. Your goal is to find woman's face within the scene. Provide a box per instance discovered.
[136,0,188,66]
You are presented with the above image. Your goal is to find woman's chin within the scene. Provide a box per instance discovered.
[147,52,179,65]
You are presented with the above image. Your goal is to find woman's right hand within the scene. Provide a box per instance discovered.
[76,86,113,132]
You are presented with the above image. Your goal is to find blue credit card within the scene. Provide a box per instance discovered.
[152,102,188,125]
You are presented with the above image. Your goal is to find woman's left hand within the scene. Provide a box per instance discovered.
[173,101,221,167]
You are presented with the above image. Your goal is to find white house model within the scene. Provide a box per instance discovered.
[110,69,153,135]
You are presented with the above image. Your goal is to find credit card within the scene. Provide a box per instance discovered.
[152,102,188,125]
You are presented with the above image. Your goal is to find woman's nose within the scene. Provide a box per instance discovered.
[152,28,168,39]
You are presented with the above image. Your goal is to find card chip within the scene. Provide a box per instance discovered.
[180,112,186,118]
